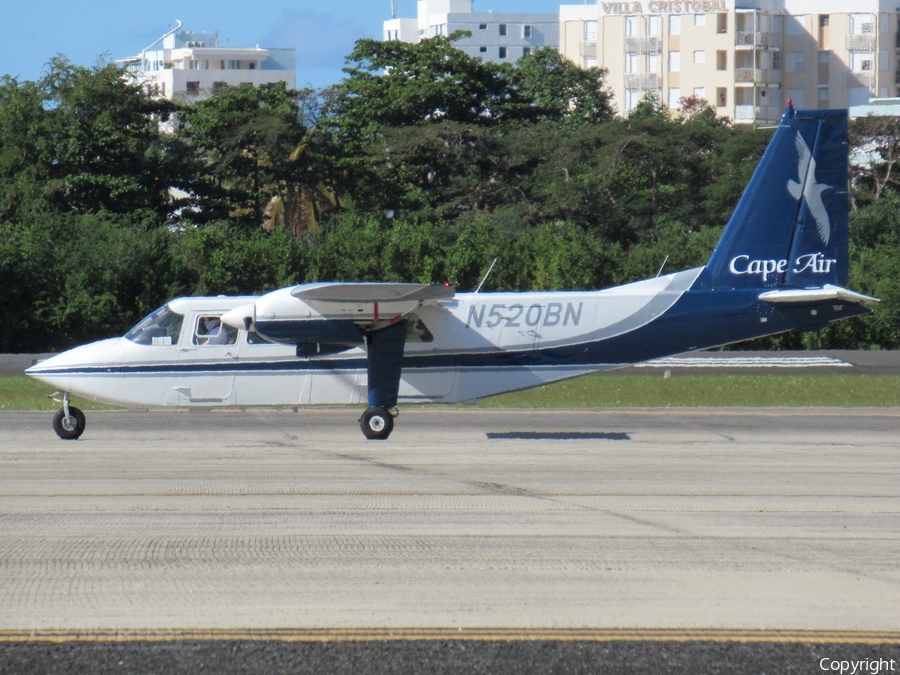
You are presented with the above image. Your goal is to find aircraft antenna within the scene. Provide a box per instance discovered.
[655,255,669,278]
[475,257,498,294]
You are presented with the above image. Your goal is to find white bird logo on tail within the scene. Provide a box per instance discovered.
[787,132,831,245]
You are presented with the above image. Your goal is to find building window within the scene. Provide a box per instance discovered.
[648,15,660,35]
[851,14,874,34]
[693,86,706,100]
[186,81,200,95]
[786,16,807,36]
[694,50,706,64]
[229,60,242,69]
[819,87,829,102]
[248,62,257,70]
[625,16,636,37]
[669,14,681,35]
[694,14,706,26]
[499,47,507,59]
[625,88,639,111]
[479,23,487,30]
[584,20,598,41]
[716,50,727,70]
[648,52,660,72]
[786,88,805,108]
[499,24,507,36]
[717,87,727,107]
[819,15,829,27]
[786,52,806,73]
[850,52,872,73]
[626,52,638,73]
[584,57,598,68]
[523,47,531,57]
[479,46,487,53]
[523,25,532,38]
[773,52,782,70]
[717,13,727,33]
[668,87,681,108]
[669,51,680,72]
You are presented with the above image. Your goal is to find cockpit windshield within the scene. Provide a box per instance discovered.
[124,305,185,346]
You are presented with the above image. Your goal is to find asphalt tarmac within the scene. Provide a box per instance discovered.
[1,407,899,673]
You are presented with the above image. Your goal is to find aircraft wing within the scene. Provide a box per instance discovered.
[292,282,456,322]
[759,285,879,305]
[292,282,455,304]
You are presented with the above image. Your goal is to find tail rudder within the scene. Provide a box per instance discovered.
[702,102,848,291]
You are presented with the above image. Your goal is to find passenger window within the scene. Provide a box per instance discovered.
[193,315,237,346]
[406,314,434,343]
[246,331,275,345]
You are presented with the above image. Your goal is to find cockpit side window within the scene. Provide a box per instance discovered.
[125,306,184,346]
[405,314,434,343]
[193,315,238,346]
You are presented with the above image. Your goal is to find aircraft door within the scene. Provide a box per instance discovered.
[167,313,239,405]
[398,313,458,401]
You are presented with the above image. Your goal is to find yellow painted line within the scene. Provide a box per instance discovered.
[2,628,900,644]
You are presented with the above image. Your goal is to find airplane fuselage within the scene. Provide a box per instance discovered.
[26,266,868,410]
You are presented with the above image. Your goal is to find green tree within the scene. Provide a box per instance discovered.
[505,48,613,125]
[177,82,318,232]
[0,58,178,221]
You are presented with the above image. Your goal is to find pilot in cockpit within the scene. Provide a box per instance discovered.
[196,316,233,346]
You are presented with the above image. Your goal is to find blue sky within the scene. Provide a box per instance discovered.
[1,0,561,90]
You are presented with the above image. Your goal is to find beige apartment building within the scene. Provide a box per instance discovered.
[559,0,898,124]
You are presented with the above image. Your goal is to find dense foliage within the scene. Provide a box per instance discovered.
[0,40,898,352]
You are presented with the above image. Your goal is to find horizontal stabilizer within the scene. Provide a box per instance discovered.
[759,285,879,305]
[292,282,455,304]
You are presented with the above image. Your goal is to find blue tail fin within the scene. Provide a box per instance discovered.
[702,103,849,291]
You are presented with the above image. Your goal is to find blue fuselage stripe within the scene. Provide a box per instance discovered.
[29,290,869,378]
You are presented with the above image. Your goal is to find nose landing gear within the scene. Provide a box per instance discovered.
[51,392,86,440]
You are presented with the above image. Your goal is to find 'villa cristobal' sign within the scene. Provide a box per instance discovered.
[601,1,728,14]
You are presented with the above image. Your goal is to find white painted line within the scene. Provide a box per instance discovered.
[635,356,852,368]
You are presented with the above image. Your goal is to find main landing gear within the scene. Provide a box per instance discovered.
[359,406,398,440]
[51,392,85,440]
[359,318,408,441]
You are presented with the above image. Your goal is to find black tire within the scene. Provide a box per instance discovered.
[360,407,394,440]
[52,407,86,440]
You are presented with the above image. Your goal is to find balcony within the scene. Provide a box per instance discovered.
[847,71,875,88]
[847,35,875,51]
[580,41,597,58]
[735,32,782,49]
[734,68,781,85]
[624,37,661,54]
[735,67,761,83]
[625,73,660,90]
[734,104,782,124]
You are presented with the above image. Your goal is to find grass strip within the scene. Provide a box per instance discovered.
[3,374,900,411]
[478,374,900,408]
[0,377,118,411]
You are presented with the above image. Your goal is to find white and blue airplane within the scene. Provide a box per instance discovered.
[27,103,877,440]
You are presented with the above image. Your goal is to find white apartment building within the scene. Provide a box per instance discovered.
[119,21,296,101]
[384,0,559,64]
[559,0,898,124]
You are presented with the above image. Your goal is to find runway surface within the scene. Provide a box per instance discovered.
[1,407,899,672]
